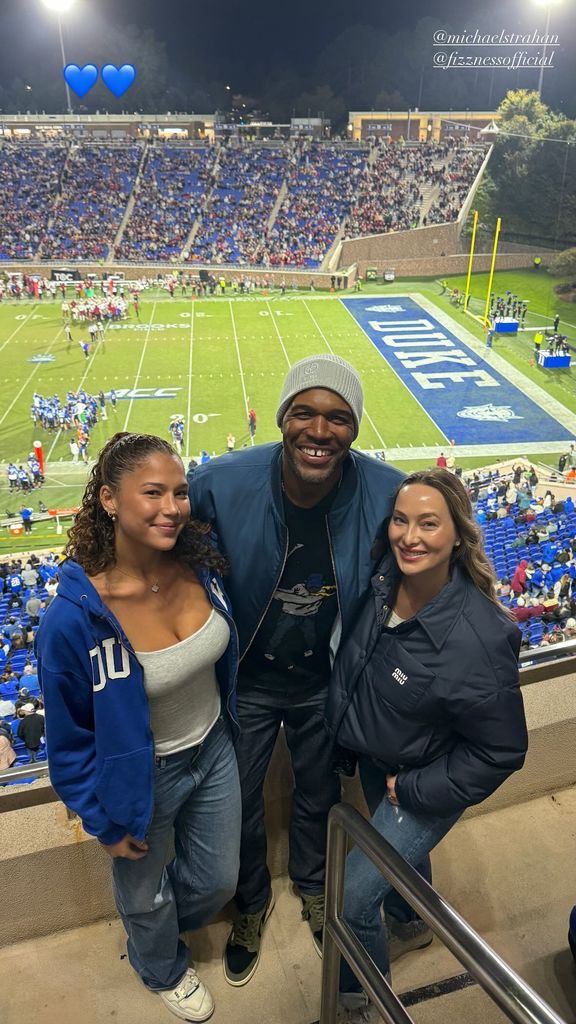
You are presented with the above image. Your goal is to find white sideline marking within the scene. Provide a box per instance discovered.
[0,323,64,431]
[304,300,389,449]
[186,300,195,457]
[229,301,252,445]
[0,307,37,355]
[122,303,158,432]
[266,300,291,369]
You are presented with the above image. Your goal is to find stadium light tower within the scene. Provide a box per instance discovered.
[534,0,562,99]
[41,0,76,116]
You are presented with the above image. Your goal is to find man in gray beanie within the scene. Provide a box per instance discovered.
[188,353,405,986]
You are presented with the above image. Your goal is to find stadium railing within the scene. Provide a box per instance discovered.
[321,802,567,1024]
[1,646,574,798]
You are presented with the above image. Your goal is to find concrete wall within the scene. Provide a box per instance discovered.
[338,221,550,277]
[2,261,353,291]
[1,671,575,947]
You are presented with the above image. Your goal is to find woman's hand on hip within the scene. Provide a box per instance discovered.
[101,834,149,860]
[386,774,399,806]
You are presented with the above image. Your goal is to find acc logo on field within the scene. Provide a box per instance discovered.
[107,387,182,400]
[457,404,523,422]
[29,355,56,363]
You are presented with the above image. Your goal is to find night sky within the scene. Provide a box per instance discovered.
[0,0,574,111]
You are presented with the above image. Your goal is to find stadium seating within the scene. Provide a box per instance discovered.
[472,483,576,648]
[0,138,487,267]
[345,141,485,238]
[0,143,67,260]
[39,144,142,260]
[190,143,289,265]
[264,143,369,267]
[116,143,216,261]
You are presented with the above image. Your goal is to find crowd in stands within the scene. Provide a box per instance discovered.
[264,143,368,267]
[116,144,217,261]
[346,144,427,236]
[345,141,486,237]
[0,137,484,267]
[39,144,142,260]
[0,143,67,260]
[190,143,287,265]
[0,554,60,776]
[425,144,485,226]
[464,458,576,652]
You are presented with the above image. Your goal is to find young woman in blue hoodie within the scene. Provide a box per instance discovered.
[36,432,240,1023]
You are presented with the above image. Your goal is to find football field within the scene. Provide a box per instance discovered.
[1,282,576,524]
[0,293,450,465]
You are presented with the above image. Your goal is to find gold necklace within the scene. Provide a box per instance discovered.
[114,566,161,593]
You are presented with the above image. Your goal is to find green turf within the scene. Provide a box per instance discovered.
[0,271,574,538]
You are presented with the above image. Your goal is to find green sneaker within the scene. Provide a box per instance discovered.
[223,892,275,986]
[386,915,433,961]
[301,893,325,957]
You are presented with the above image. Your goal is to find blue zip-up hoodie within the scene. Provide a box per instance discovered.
[35,559,239,846]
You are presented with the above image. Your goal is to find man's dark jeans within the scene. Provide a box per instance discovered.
[234,686,340,914]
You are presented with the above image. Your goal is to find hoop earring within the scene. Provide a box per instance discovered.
[107,510,116,522]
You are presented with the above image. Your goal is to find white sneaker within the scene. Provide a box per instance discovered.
[158,967,214,1022]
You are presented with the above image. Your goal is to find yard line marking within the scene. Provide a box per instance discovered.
[229,301,253,446]
[0,307,37,355]
[186,299,195,458]
[265,301,291,368]
[46,321,115,461]
[123,303,158,432]
[0,323,64,431]
[303,301,388,449]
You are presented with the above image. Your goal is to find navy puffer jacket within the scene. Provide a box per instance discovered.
[325,554,528,817]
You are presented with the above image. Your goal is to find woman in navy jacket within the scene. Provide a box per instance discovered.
[36,433,240,1024]
[325,469,527,1018]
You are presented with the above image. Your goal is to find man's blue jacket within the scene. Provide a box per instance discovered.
[35,559,239,845]
[187,443,405,660]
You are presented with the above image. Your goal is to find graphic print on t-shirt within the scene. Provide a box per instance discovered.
[239,493,338,697]
[264,575,337,660]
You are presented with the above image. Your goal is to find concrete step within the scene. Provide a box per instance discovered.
[2,788,576,1023]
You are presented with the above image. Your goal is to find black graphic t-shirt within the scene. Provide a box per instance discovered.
[239,489,339,703]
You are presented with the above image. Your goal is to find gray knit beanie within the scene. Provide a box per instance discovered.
[276,354,363,439]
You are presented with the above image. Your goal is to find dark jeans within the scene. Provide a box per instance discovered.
[235,687,340,914]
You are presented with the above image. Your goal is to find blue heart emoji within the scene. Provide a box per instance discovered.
[101,64,137,98]
[63,64,98,98]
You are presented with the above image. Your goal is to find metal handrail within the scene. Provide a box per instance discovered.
[321,803,567,1024]
[0,762,49,784]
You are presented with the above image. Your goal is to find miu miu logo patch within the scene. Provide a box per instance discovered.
[392,667,408,686]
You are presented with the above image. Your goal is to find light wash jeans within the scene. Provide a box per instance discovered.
[340,755,461,994]
[112,715,241,991]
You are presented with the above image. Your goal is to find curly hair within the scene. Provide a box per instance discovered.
[391,468,506,610]
[65,432,227,576]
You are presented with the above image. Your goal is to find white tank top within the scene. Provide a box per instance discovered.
[136,609,229,756]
